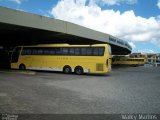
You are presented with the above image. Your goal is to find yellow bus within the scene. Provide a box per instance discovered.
[10,44,112,74]
[112,57,145,66]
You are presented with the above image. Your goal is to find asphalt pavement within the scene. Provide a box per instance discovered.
[0,66,160,114]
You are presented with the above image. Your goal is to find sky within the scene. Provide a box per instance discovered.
[0,0,160,53]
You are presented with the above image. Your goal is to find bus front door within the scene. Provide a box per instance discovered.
[11,47,21,63]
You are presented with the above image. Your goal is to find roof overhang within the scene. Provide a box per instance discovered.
[0,7,132,55]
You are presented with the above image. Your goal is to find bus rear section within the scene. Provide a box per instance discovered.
[10,44,112,75]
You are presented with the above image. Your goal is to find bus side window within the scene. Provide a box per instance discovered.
[43,48,50,55]
[21,48,26,55]
[55,48,62,55]
[62,48,68,55]
[81,47,87,56]
[37,48,43,55]
[98,47,104,56]
[86,48,92,56]
[11,47,21,63]
[93,47,99,56]
[26,49,32,55]
[21,47,32,55]
[75,48,80,55]
[32,48,38,55]
[49,48,56,55]
[69,48,75,55]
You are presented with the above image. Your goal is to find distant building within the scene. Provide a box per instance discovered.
[145,54,157,63]
[144,53,160,67]
[156,53,160,62]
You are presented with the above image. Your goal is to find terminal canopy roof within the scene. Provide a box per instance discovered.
[0,7,132,55]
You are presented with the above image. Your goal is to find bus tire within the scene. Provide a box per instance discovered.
[75,66,83,75]
[63,65,72,74]
[19,64,26,70]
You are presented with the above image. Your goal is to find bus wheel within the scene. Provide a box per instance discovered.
[63,66,71,74]
[75,66,83,75]
[19,64,26,70]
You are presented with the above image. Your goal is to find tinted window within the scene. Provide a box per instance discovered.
[32,48,38,55]
[75,48,80,55]
[21,47,32,55]
[37,49,43,55]
[98,47,104,56]
[81,48,86,55]
[55,48,61,55]
[21,46,105,56]
[43,48,50,55]
[86,48,92,55]
[69,48,74,55]
[49,48,56,55]
[93,47,99,56]
[62,48,68,55]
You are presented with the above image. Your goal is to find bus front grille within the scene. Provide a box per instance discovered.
[96,64,103,71]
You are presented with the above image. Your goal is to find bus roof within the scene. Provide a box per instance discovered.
[16,44,109,47]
